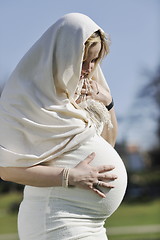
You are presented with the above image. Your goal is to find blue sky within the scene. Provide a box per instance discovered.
[0,0,159,149]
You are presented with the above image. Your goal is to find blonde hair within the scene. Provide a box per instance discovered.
[83,30,111,63]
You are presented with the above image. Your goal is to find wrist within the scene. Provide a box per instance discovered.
[62,168,70,187]
[103,95,112,106]
[106,98,114,111]
[68,168,76,187]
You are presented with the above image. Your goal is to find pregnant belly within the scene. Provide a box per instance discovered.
[49,134,128,217]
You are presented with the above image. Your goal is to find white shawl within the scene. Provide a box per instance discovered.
[0,13,110,167]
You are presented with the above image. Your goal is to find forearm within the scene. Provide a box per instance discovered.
[0,153,117,198]
[0,165,64,187]
[101,107,118,147]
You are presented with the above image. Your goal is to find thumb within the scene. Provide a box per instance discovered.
[83,152,96,164]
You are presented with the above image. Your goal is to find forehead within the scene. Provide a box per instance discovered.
[88,42,101,57]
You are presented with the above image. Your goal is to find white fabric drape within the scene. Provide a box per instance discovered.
[0,13,110,167]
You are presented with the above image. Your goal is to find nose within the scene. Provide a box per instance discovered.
[82,62,92,74]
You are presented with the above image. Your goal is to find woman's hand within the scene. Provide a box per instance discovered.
[80,80,112,106]
[80,79,118,146]
[69,152,117,198]
[89,80,112,106]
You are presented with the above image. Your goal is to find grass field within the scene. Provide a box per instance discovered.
[0,192,160,239]
[106,199,160,239]
[0,192,22,234]
[106,200,160,227]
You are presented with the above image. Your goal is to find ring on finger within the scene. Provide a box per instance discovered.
[93,181,101,189]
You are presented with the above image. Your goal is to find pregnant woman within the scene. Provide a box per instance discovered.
[0,13,127,239]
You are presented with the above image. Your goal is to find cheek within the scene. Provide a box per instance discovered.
[91,62,95,69]
[81,63,85,71]
[81,62,87,72]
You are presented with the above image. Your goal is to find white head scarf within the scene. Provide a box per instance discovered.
[0,13,110,167]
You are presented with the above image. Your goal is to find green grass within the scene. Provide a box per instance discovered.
[107,232,160,240]
[0,192,160,240]
[105,199,160,227]
[105,199,160,240]
[0,192,22,234]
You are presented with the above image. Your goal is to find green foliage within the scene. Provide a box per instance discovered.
[0,180,24,193]
[129,169,160,186]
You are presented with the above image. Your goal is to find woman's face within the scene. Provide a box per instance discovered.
[81,42,101,79]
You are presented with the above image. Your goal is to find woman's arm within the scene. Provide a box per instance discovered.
[101,107,118,147]
[0,165,64,187]
[87,81,118,146]
[0,152,117,198]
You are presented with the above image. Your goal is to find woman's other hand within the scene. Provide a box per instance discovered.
[69,152,117,198]
[80,80,112,106]
[89,80,112,106]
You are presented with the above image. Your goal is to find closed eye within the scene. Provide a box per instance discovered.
[91,58,99,63]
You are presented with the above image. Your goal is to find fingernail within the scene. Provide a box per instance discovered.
[110,165,115,169]
[90,152,95,156]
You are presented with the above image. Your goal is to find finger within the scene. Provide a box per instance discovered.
[90,181,114,198]
[92,188,106,198]
[98,173,118,180]
[97,165,115,173]
[95,180,115,189]
[81,89,92,95]
[83,152,96,164]
[89,81,98,90]
[102,182,115,188]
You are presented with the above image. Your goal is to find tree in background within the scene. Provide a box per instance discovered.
[137,65,160,167]
[116,66,160,200]
[122,65,160,152]
[138,66,160,147]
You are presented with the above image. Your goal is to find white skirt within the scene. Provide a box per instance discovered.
[18,135,127,240]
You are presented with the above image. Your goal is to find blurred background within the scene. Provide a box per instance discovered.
[0,0,160,239]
